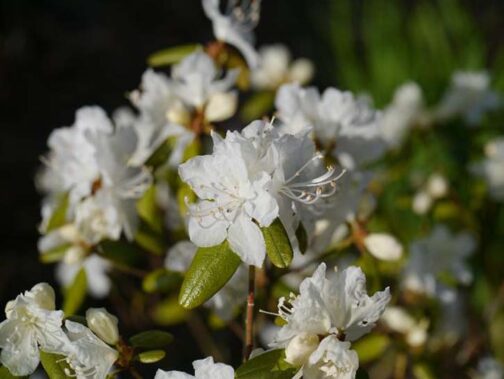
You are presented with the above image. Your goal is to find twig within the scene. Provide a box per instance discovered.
[244,265,256,361]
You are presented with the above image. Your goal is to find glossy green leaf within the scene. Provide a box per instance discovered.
[63,268,87,316]
[137,185,164,234]
[295,222,308,255]
[145,137,176,169]
[130,330,174,349]
[262,219,293,268]
[45,194,69,232]
[143,269,182,293]
[39,351,72,379]
[178,241,241,309]
[135,222,166,255]
[235,349,298,379]
[136,350,166,364]
[148,44,200,67]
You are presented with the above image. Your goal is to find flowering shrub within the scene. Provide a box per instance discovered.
[1,1,504,378]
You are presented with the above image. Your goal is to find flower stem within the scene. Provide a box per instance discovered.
[244,265,256,361]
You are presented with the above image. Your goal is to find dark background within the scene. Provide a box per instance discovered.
[0,0,503,374]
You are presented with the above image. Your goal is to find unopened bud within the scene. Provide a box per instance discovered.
[363,233,403,261]
[285,332,319,367]
[86,307,119,345]
[204,92,237,122]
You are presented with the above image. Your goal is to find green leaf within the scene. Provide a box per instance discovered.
[0,366,26,379]
[45,194,69,232]
[136,350,166,364]
[295,223,308,255]
[261,219,293,268]
[240,91,275,122]
[235,349,298,379]
[353,334,390,364]
[134,222,167,255]
[356,369,370,379]
[148,44,200,67]
[130,330,174,349]
[98,239,143,266]
[178,241,241,309]
[143,269,182,293]
[137,185,164,234]
[39,351,72,379]
[152,296,190,326]
[63,268,87,316]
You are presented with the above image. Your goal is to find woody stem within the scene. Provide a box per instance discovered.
[244,265,256,361]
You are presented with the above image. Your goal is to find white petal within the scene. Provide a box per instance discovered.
[227,213,265,267]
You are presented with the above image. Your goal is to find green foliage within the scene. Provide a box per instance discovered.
[353,334,391,364]
[40,244,71,263]
[63,267,87,316]
[137,185,164,234]
[240,91,275,122]
[152,296,190,326]
[39,352,72,379]
[136,350,166,364]
[142,269,182,293]
[130,330,174,349]
[148,44,201,67]
[0,366,25,379]
[235,349,299,379]
[135,221,167,255]
[295,223,308,255]
[261,218,293,268]
[178,241,241,309]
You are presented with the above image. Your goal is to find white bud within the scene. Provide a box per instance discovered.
[285,332,319,367]
[204,92,238,122]
[426,174,448,199]
[406,323,428,347]
[412,191,432,214]
[86,307,119,345]
[288,58,315,85]
[363,233,403,261]
[166,100,191,126]
[29,283,56,310]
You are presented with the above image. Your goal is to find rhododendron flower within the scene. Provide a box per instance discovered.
[155,356,234,379]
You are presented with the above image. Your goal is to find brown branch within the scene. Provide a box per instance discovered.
[244,265,256,361]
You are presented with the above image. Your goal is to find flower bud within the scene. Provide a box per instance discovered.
[166,100,191,126]
[28,282,56,311]
[363,233,403,261]
[426,173,448,199]
[86,307,119,345]
[285,332,319,367]
[288,58,314,86]
[412,191,432,215]
[204,92,238,122]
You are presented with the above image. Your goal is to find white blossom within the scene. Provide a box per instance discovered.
[435,71,500,125]
[202,0,261,68]
[165,241,247,320]
[412,190,433,215]
[0,284,69,376]
[58,320,118,379]
[381,306,428,347]
[363,233,403,261]
[474,137,504,201]
[270,263,389,375]
[402,225,476,300]
[380,82,424,148]
[155,356,234,379]
[251,44,314,90]
[426,173,449,199]
[275,84,384,170]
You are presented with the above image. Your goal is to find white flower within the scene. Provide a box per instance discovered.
[251,44,314,90]
[85,308,119,345]
[204,91,238,122]
[426,173,449,199]
[381,306,428,347]
[284,332,320,367]
[435,70,500,125]
[129,70,195,166]
[363,233,403,261]
[402,225,476,300]
[202,0,261,68]
[270,263,389,374]
[56,255,112,298]
[171,51,238,111]
[380,82,424,148]
[300,336,359,379]
[155,356,234,379]
[0,284,69,376]
[474,137,504,201]
[275,84,384,170]
[178,124,278,267]
[58,320,118,379]
[412,190,433,215]
[476,357,504,379]
[165,241,248,320]
[38,107,113,208]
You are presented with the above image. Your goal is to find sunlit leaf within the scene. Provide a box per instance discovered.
[262,219,294,268]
